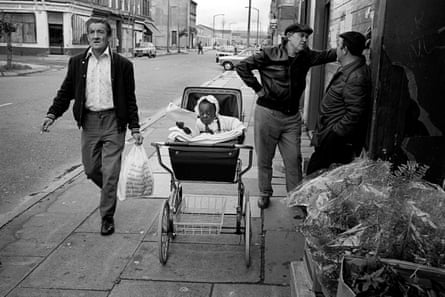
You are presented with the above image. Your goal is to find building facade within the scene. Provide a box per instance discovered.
[0,0,158,56]
[268,0,445,183]
[150,0,196,51]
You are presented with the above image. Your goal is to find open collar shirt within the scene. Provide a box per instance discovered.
[85,47,114,111]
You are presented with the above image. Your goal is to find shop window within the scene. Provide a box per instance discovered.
[72,14,89,45]
[0,13,36,43]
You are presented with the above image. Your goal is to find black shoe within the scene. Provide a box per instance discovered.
[257,195,270,209]
[101,218,115,236]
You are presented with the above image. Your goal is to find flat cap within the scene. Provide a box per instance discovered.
[284,23,313,35]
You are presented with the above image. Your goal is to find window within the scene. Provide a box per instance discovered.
[0,13,36,43]
[72,14,89,45]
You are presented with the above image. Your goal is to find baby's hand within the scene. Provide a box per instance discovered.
[176,121,192,134]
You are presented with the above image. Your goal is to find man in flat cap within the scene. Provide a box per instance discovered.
[306,31,371,174]
[236,23,337,209]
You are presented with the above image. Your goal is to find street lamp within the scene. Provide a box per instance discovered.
[246,6,259,47]
[212,13,224,48]
[246,0,252,47]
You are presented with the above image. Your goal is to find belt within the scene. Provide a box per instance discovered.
[85,108,115,114]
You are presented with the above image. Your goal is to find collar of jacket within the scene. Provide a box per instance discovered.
[81,47,115,82]
[337,55,366,76]
[276,43,310,61]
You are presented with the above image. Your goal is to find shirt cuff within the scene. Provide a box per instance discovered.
[46,113,56,120]
[131,128,140,135]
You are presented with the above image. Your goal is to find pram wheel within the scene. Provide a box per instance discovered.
[244,191,251,267]
[158,200,171,264]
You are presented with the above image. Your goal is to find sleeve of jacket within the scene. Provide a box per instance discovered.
[309,48,337,66]
[123,60,140,130]
[332,71,370,136]
[47,57,75,118]
[235,50,267,93]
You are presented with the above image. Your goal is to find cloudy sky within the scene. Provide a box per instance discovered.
[194,0,271,32]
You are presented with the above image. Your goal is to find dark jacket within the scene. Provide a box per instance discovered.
[47,48,140,131]
[236,43,336,115]
[314,56,371,151]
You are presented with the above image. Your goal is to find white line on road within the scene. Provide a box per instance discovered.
[0,103,12,108]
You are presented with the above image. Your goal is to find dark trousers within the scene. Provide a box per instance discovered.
[81,110,125,219]
[306,132,355,175]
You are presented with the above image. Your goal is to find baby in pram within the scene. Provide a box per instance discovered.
[169,95,245,143]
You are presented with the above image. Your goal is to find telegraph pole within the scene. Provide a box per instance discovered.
[246,0,252,47]
[166,0,170,53]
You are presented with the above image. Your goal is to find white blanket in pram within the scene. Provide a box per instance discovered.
[167,127,244,144]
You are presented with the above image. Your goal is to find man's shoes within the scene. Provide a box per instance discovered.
[257,195,270,209]
[101,218,115,236]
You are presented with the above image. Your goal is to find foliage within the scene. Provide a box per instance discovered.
[295,159,445,296]
[344,258,445,297]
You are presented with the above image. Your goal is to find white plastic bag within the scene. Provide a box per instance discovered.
[117,145,154,201]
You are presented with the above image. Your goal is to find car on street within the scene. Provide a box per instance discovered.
[215,45,235,63]
[134,41,157,58]
[218,48,261,71]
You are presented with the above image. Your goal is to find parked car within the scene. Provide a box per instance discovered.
[215,45,236,63]
[218,48,261,71]
[134,42,156,58]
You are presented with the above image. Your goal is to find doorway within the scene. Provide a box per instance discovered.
[48,12,64,54]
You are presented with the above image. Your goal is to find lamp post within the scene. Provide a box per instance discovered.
[246,6,259,47]
[212,13,224,48]
[246,0,251,47]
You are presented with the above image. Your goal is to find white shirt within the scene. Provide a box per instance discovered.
[85,47,114,111]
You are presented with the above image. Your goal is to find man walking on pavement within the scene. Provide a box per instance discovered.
[197,41,204,55]
[306,31,371,175]
[236,23,336,209]
[41,17,144,236]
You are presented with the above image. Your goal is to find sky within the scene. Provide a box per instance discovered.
[194,0,271,32]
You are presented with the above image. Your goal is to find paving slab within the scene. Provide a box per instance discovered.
[0,256,41,297]
[21,233,141,291]
[108,280,211,297]
[0,179,98,257]
[264,199,303,232]
[212,284,290,297]
[7,288,108,297]
[264,231,305,286]
[42,181,99,214]
[75,198,162,234]
[150,173,171,198]
[122,242,260,282]
[0,212,85,257]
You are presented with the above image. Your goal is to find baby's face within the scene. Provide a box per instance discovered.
[198,102,216,125]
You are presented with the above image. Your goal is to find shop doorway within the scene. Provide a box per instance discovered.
[48,12,64,54]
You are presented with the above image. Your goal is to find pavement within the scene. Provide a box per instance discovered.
[0,49,191,76]
[0,58,314,297]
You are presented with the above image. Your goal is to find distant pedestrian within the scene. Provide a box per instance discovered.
[197,41,204,54]
[236,23,337,209]
[306,31,371,175]
[40,17,144,236]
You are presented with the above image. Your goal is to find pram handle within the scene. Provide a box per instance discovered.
[154,141,252,149]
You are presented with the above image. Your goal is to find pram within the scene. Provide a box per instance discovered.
[151,86,254,267]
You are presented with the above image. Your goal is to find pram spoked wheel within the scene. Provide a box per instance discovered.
[244,191,252,267]
[158,199,172,264]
